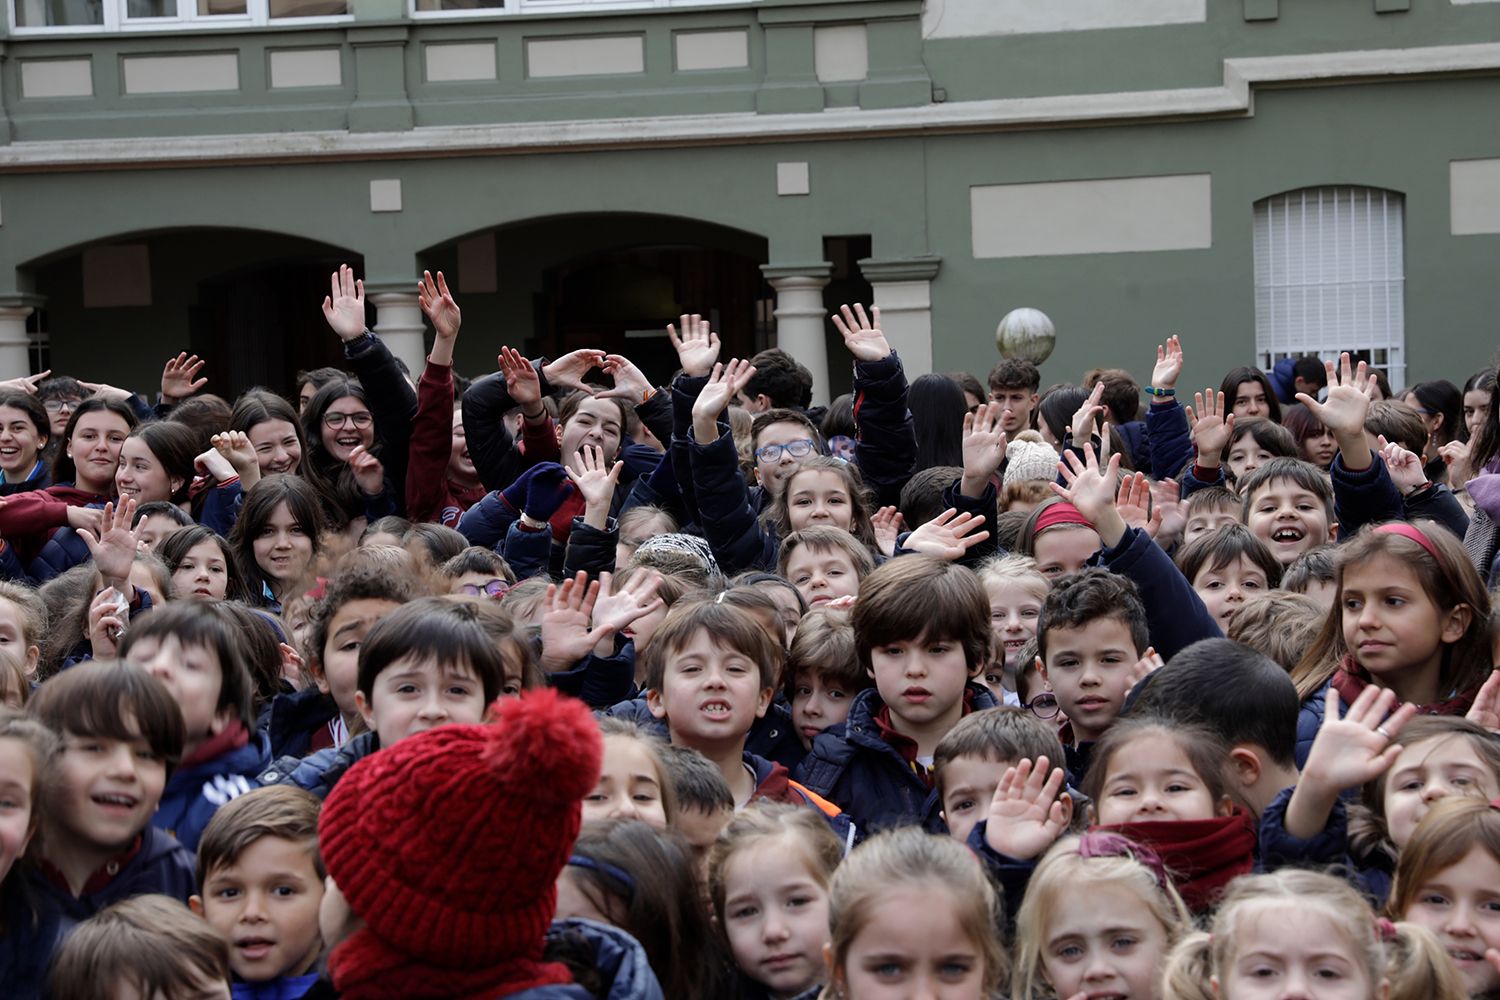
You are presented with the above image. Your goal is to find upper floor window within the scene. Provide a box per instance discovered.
[412,0,746,16]
[12,0,348,30]
[1253,185,1406,389]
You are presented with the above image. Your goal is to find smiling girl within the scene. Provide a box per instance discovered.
[228,475,325,611]
[0,391,51,495]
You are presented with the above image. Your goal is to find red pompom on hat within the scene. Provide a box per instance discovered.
[319,688,603,1000]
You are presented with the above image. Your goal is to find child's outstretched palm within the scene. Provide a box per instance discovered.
[902,508,989,561]
[1052,444,1123,546]
[1186,389,1235,457]
[984,756,1069,861]
[831,304,891,362]
[667,314,721,377]
[1305,686,1416,791]
[1299,352,1374,439]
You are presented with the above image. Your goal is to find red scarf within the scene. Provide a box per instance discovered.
[1330,653,1481,718]
[1093,811,1257,913]
[873,688,981,788]
[180,722,250,771]
[330,929,574,1000]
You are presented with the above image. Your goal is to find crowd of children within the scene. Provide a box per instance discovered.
[0,262,1498,998]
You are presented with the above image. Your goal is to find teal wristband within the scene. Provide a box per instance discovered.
[1144,386,1176,397]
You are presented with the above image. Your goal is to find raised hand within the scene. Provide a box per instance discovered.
[598,353,653,404]
[1379,438,1427,494]
[160,352,207,403]
[0,370,50,396]
[1300,353,1375,469]
[417,270,461,344]
[79,498,140,588]
[1149,478,1186,542]
[1115,472,1160,538]
[66,504,103,537]
[539,571,604,672]
[901,508,989,561]
[1467,668,1500,733]
[542,349,606,395]
[590,570,664,644]
[983,756,1070,861]
[1070,382,1107,444]
[1441,438,1475,486]
[1305,686,1416,793]
[961,401,1008,497]
[498,346,543,414]
[1185,389,1235,464]
[692,360,756,442]
[347,444,385,497]
[831,304,892,362]
[87,586,128,658]
[566,444,623,530]
[194,446,236,484]
[1127,646,1164,687]
[1151,335,1184,392]
[321,263,367,342]
[1052,443,1123,544]
[872,505,905,558]
[667,314,722,377]
[78,380,132,404]
[213,431,259,491]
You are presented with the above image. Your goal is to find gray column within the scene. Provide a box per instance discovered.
[0,305,35,381]
[858,256,942,379]
[366,288,426,378]
[762,263,833,406]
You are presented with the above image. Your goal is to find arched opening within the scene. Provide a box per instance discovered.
[418,213,773,384]
[24,228,361,398]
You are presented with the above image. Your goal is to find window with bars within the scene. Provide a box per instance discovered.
[1252,186,1406,389]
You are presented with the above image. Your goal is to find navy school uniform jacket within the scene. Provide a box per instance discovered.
[258,684,340,762]
[793,682,999,838]
[1088,525,1222,663]
[504,918,665,1000]
[154,726,269,851]
[548,637,639,711]
[0,879,65,1000]
[1257,783,1393,906]
[258,730,379,801]
[23,824,196,932]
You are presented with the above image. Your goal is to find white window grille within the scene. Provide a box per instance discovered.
[1253,186,1405,389]
[11,0,349,32]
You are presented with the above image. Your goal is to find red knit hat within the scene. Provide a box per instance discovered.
[319,689,603,1000]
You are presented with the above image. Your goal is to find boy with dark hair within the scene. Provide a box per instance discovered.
[259,597,514,799]
[794,556,998,834]
[643,600,838,819]
[933,707,1069,846]
[658,742,735,876]
[740,348,814,413]
[1182,486,1240,544]
[1083,366,1149,471]
[191,786,325,998]
[1035,568,1150,777]
[49,894,231,1000]
[1124,637,1300,816]
[786,606,869,750]
[1173,522,1283,630]
[1281,544,1337,607]
[1238,457,1337,565]
[26,662,195,932]
[898,465,963,530]
[986,358,1040,435]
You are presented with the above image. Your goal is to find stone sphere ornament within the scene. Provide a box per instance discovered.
[995,308,1056,364]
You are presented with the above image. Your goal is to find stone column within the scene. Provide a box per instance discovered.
[857,256,942,379]
[761,264,833,406]
[366,287,426,378]
[0,303,36,382]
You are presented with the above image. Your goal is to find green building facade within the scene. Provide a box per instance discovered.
[1,0,1498,399]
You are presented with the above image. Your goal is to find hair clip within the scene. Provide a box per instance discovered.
[1375,917,1397,942]
[567,854,636,899]
[1077,831,1171,890]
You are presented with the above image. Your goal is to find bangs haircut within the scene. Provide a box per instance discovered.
[1282,545,1336,592]
[1224,418,1297,466]
[1388,797,1500,920]
[356,596,508,703]
[1174,522,1283,589]
[658,742,734,813]
[463,596,543,693]
[228,474,327,604]
[157,525,250,603]
[48,895,230,1000]
[558,390,629,435]
[1081,716,1233,805]
[851,556,989,674]
[440,546,515,583]
[1185,486,1239,518]
[987,357,1040,394]
[1366,399,1427,457]
[776,525,877,580]
[1220,366,1282,424]
[28,660,185,772]
[132,500,193,530]
[118,602,256,727]
[640,600,782,692]
[785,606,864,699]
[195,785,324,888]
[0,390,49,442]
[1036,568,1148,663]
[766,458,878,548]
[933,707,1066,800]
[1237,457,1333,521]
[749,407,823,453]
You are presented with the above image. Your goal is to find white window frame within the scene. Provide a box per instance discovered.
[9,0,350,34]
[410,0,750,19]
[1253,185,1406,389]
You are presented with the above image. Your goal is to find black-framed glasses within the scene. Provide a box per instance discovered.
[43,398,80,414]
[461,579,511,599]
[1026,693,1060,720]
[755,438,816,464]
[324,411,374,430]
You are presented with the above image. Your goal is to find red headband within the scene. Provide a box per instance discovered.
[1373,522,1439,560]
[1034,501,1093,535]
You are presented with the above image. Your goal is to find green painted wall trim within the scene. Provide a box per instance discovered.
[762,262,833,280]
[857,256,940,283]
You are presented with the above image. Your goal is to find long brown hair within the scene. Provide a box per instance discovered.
[762,456,878,550]
[1290,521,1490,701]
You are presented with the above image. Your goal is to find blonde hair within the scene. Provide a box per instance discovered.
[1388,797,1500,920]
[1160,869,1464,1000]
[1013,834,1191,1000]
[1225,592,1324,672]
[821,827,1006,999]
[975,554,1049,603]
[707,801,843,927]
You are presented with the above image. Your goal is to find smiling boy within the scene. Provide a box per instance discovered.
[1238,458,1337,566]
